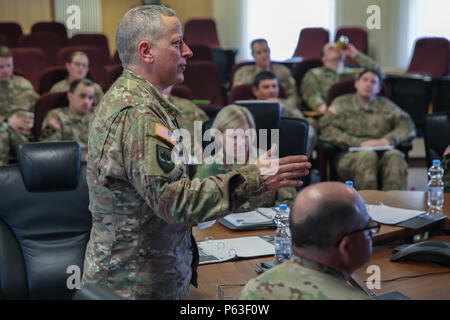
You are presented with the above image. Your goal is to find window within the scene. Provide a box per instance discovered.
[243,0,335,61]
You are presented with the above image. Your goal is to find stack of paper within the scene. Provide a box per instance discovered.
[367,204,424,225]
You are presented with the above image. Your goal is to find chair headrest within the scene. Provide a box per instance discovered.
[18,141,81,191]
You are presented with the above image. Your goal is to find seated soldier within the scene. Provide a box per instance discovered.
[162,85,209,159]
[233,39,300,110]
[319,69,416,190]
[301,41,384,115]
[195,104,297,211]
[0,46,37,162]
[40,78,95,161]
[50,51,104,105]
[252,71,317,156]
[240,182,374,300]
[443,145,450,193]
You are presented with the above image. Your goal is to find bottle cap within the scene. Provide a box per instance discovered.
[279,204,288,211]
[345,181,354,187]
[432,160,440,166]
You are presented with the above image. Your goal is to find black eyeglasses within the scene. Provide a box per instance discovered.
[334,220,380,247]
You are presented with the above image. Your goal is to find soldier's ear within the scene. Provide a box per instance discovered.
[137,40,154,64]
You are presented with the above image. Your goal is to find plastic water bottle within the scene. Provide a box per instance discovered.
[274,204,291,264]
[427,160,444,214]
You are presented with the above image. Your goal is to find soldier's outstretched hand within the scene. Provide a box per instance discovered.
[256,144,311,191]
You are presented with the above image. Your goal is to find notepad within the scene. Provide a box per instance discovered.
[219,207,278,230]
[367,204,424,225]
[198,236,274,265]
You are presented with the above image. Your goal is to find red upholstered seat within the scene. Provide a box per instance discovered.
[69,33,111,61]
[11,47,48,91]
[38,66,68,94]
[189,44,214,61]
[292,28,329,60]
[0,22,23,47]
[104,64,123,92]
[184,19,221,48]
[228,83,287,104]
[17,32,65,66]
[31,22,68,46]
[406,37,450,77]
[335,26,368,66]
[171,84,193,100]
[0,34,8,46]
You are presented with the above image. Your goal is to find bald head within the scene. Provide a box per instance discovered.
[290,182,368,250]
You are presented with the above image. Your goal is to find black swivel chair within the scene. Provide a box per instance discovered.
[424,111,450,169]
[0,141,121,300]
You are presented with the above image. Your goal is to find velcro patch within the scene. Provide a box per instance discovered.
[155,123,177,146]
[47,118,61,130]
[156,144,175,173]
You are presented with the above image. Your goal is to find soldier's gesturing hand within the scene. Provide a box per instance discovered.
[256,144,311,191]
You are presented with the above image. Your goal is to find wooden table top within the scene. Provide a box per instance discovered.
[185,190,450,300]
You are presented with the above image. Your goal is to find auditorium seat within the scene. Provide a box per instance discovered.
[33,92,68,140]
[104,64,123,92]
[184,18,221,48]
[182,60,226,106]
[292,28,329,60]
[406,37,449,77]
[229,61,255,87]
[431,77,450,113]
[0,34,8,46]
[189,44,214,61]
[17,32,65,66]
[31,21,68,46]
[111,50,121,65]
[11,47,48,91]
[38,66,68,94]
[0,22,23,47]
[69,33,111,61]
[171,84,194,100]
[57,46,108,88]
[424,111,450,169]
[335,26,368,66]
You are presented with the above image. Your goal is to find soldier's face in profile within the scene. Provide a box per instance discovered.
[355,72,380,100]
[252,42,270,68]
[68,83,95,116]
[151,15,193,90]
[0,56,13,82]
[253,78,279,100]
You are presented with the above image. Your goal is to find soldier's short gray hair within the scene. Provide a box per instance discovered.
[116,5,179,67]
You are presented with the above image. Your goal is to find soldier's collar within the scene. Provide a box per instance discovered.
[353,95,376,111]
[122,69,180,118]
[292,255,345,281]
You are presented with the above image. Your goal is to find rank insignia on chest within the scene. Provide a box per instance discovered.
[155,123,177,146]
[156,144,175,173]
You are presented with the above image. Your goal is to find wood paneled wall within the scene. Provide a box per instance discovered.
[0,0,53,33]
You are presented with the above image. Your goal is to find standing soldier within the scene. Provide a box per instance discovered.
[81,5,311,300]
[319,69,415,190]
[301,42,384,115]
[40,78,95,161]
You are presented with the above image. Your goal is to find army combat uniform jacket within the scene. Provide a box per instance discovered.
[40,106,93,161]
[82,70,267,300]
[0,75,39,119]
[233,63,301,111]
[301,52,384,111]
[240,255,370,300]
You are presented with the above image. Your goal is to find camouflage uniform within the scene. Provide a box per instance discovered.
[319,94,416,190]
[301,52,384,111]
[82,69,267,300]
[0,122,9,165]
[195,159,296,212]
[233,63,301,111]
[50,78,104,105]
[239,255,370,300]
[0,75,39,119]
[168,95,209,157]
[40,106,93,161]
[443,153,450,193]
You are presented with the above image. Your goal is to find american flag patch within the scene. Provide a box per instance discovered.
[155,123,177,146]
[48,118,61,130]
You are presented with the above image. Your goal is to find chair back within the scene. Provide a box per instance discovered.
[0,142,91,300]
[292,59,323,91]
[407,37,450,77]
[293,28,329,60]
[335,26,368,65]
[69,33,111,61]
[0,22,23,47]
[228,83,287,104]
[31,22,68,45]
[184,18,221,48]
[17,32,64,66]
[278,117,308,158]
[424,111,450,169]
[0,34,8,46]
[38,66,69,94]
[171,84,194,100]
[11,47,48,91]
[189,44,214,61]
[104,64,123,92]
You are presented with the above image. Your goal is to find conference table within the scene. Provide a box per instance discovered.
[184,190,450,300]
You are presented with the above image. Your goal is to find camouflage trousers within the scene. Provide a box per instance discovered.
[335,149,407,190]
